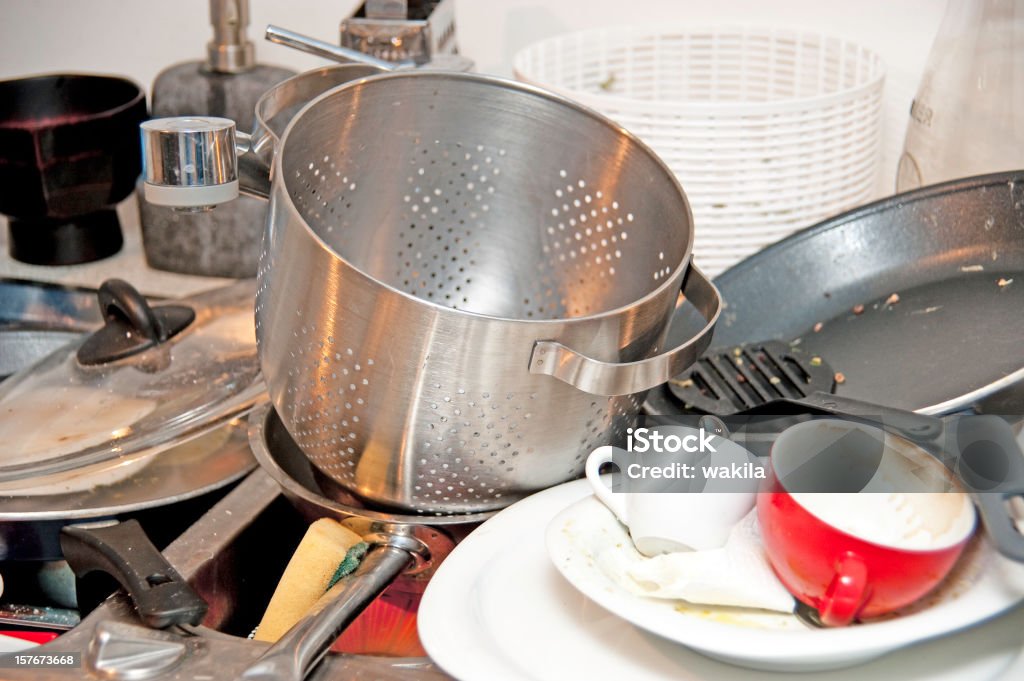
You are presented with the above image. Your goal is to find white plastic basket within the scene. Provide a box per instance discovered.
[513,26,886,276]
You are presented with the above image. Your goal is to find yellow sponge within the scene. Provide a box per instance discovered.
[254,518,364,642]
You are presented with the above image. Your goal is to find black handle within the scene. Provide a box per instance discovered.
[745,393,1024,562]
[77,279,195,365]
[756,392,946,449]
[947,415,1024,563]
[98,278,164,342]
[60,520,208,629]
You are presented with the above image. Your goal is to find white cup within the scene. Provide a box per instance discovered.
[585,444,759,556]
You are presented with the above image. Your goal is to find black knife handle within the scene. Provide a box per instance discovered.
[60,519,208,629]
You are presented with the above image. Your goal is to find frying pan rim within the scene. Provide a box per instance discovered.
[716,170,1024,285]
[713,169,1024,415]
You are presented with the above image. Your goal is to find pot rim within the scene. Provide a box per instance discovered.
[272,70,696,328]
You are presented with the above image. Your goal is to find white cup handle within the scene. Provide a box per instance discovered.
[586,445,628,522]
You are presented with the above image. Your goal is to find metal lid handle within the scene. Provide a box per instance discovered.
[529,264,721,397]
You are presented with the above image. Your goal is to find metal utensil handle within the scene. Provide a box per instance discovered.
[264,25,406,71]
[529,264,721,397]
[239,545,413,681]
[140,117,269,207]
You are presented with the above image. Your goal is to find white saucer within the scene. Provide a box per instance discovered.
[548,494,1024,671]
[419,478,1024,680]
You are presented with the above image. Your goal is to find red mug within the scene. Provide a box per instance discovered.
[757,419,976,626]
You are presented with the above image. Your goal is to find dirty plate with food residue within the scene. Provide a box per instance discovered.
[546,492,1024,672]
[420,477,1024,681]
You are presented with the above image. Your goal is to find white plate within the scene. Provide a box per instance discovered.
[420,479,1024,681]
[0,633,38,653]
[548,494,1024,671]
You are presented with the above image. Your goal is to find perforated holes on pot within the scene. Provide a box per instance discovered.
[289,145,656,319]
[281,76,691,322]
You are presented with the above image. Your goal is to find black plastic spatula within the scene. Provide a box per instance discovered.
[662,342,1024,563]
[668,340,836,415]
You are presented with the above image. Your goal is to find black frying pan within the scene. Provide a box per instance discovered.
[653,171,1024,416]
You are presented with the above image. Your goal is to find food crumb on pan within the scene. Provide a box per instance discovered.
[884,293,901,306]
[813,322,823,333]
[959,264,985,272]
[810,356,823,367]
[852,304,865,315]
[834,372,846,384]
[911,306,943,315]
[998,277,1014,288]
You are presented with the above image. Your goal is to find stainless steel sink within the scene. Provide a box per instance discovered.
[20,471,451,680]
[0,279,101,379]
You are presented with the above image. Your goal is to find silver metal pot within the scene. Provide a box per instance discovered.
[140,71,720,514]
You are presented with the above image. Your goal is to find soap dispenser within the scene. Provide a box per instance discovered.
[139,0,295,277]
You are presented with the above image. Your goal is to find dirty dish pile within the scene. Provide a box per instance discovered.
[420,477,1024,676]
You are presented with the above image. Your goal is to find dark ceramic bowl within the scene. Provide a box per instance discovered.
[0,74,147,265]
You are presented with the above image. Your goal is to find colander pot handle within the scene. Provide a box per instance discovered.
[529,265,721,397]
[140,116,271,210]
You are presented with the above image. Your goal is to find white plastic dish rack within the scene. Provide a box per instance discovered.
[514,26,886,276]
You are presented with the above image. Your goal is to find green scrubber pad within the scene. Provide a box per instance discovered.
[327,542,370,590]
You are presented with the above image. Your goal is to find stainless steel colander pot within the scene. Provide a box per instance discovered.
[141,71,720,514]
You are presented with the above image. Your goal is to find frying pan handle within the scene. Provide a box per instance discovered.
[240,543,416,681]
[947,415,1024,563]
[59,520,208,629]
[529,264,721,397]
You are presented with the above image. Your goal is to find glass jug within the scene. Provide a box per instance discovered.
[896,0,1024,191]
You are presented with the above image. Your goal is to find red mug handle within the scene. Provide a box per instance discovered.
[819,551,869,627]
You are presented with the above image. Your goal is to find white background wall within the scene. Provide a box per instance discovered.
[0,0,947,193]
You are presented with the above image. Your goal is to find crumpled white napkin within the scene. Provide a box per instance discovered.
[596,509,794,613]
